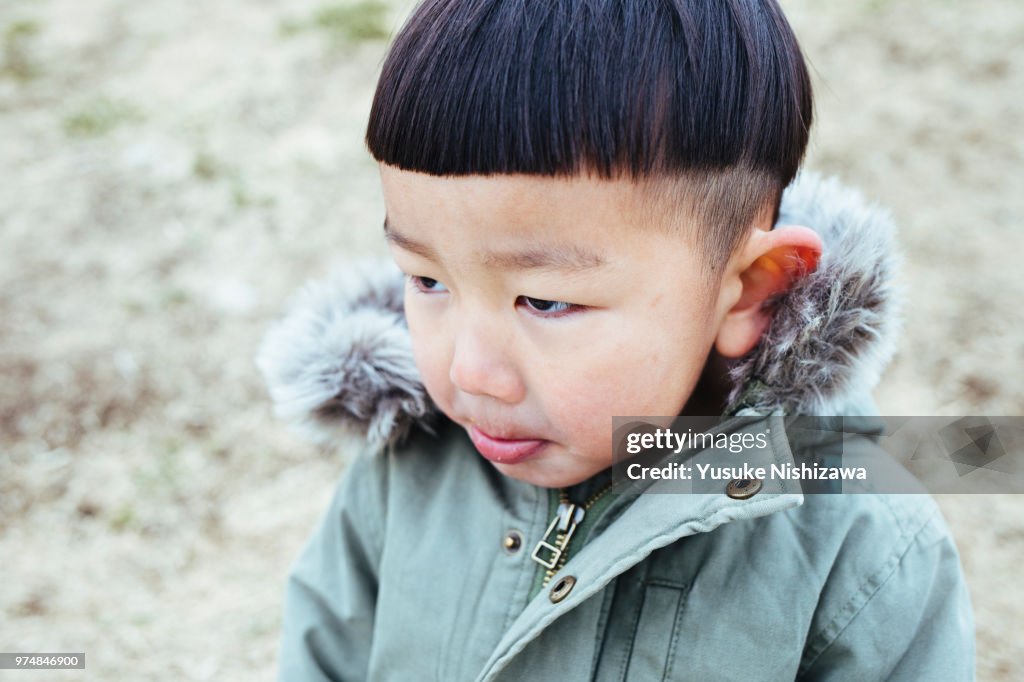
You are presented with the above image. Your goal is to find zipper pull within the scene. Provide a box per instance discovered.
[531,501,586,569]
[556,501,585,531]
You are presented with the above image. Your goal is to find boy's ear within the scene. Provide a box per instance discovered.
[714,224,823,359]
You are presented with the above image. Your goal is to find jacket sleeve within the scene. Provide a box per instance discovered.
[277,446,388,681]
[797,504,976,681]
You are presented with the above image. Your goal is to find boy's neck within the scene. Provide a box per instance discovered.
[679,349,731,417]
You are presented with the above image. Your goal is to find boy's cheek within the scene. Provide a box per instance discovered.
[404,313,454,408]
[558,351,696,423]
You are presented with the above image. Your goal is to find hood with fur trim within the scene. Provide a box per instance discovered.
[255,172,902,451]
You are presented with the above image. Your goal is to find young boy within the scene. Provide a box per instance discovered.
[257,1,975,679]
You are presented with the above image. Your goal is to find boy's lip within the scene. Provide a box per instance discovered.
[468,425,548,464]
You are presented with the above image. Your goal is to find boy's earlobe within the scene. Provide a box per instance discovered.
[714,225,823,359]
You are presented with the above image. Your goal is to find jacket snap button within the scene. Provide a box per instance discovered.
[502,530,523,554]
[726,478,762,499]
[549,575,576,603]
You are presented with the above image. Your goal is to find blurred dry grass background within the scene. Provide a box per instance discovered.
[0,0,1021,679]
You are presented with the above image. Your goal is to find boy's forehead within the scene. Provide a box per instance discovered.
[377,163,692,234]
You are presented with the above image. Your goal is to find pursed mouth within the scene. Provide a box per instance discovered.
[468,425,548,464]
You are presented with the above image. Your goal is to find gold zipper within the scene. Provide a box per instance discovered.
[530,481,615,587]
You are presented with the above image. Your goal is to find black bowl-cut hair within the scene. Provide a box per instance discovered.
[366,0,814,275]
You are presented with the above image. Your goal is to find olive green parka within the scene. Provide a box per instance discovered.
[256,173,975,681]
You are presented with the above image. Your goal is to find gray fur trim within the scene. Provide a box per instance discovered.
[724,172,903,415]
[254,259,434,450]
[255,172,902,448]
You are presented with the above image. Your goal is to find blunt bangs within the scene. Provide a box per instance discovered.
[366,0,812,186]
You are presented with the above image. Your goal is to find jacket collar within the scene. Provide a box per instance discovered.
[255,170,902,447]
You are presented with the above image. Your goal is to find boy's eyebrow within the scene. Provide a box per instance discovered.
[383,217,438,260]
[383,217,607,272]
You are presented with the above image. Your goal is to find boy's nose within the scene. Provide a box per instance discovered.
[448,324,525,404]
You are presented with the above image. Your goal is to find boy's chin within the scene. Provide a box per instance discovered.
[490,456,605,489]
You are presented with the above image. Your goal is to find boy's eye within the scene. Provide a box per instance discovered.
[409,275,448,293]
[518,296,578,316]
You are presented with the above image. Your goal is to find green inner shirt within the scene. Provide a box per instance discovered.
[526,466,618,601]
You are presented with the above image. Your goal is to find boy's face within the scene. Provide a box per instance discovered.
[379,164,731,488]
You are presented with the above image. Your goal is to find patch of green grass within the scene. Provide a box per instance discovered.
[63,97,144,138]
[230,175,275,210]
[131,441,185,501]
[192,150,223,181]
[160,287,191,309]
[122,298,145,315]
[2,19,42,81]
[313,1,391,43]
[110,503,137,532]
[280,1,391,48]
